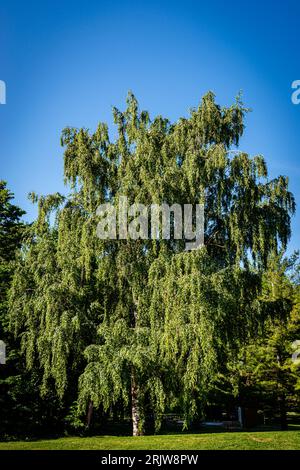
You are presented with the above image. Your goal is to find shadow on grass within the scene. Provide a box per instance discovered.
[2,421,300,443]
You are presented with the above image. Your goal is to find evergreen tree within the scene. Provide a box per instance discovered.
[226,253,300,430]
[0,181,25,332]
[0,181,30,437]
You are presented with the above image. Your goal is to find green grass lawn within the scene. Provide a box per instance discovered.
[1,429,300,450]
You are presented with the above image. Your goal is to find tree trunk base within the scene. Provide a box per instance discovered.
[131,370,144,436]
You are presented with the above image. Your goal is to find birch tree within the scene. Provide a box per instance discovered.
[9,92,295,435]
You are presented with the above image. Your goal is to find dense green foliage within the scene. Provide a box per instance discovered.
[225,253,300,428]
[0,182,25,432]
[0,184,66,438]
[3,92,299,437]
[0,182,31,436]
[0,181,25,330]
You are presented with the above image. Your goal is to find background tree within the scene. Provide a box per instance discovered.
[0,181,34,437]
[226,252,300,430]
[0,183,65,439]
[0,181,25,331]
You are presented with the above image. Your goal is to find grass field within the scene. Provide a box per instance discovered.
[0,429,300,450]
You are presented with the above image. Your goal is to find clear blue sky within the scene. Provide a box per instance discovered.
[0,0,299,252]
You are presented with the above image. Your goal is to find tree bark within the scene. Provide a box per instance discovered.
[86,400,93,429]
[131,368,143,436]
[130,291,144,436]
[277,353,288,431]
[279,393,288,431]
